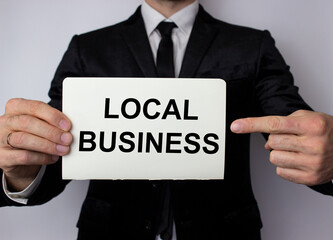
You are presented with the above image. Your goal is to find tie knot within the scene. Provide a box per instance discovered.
[157,22,177,37]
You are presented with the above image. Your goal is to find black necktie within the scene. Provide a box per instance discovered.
[155,21,177,240]
[156,22,177,77]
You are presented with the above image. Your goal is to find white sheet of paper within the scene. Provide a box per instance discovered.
[62,78,226,180]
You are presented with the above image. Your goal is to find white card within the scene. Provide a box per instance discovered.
[62,78,226,180]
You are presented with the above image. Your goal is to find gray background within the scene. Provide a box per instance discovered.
[0,0,332,239]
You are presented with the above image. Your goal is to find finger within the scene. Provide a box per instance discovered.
[265,134,307,153]
[275,167,309,184]
[4,114,72,146]
[275,167,326,185]
[270,150,309,171]
[266,133,323,155]
[231,115,304,135]
[0,149,58,169]
[7,132,70,156]
[5,98,71,131]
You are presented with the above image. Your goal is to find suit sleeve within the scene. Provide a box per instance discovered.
[49,35,84,110]
[255,30,333,196]
[254,30,312,116]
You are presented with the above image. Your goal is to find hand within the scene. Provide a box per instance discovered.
[0,98,73,191]
[231,110,333,186]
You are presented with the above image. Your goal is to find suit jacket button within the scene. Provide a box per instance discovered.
[152,182,161,188]
[144,220,152,230]
[180,219,193,227]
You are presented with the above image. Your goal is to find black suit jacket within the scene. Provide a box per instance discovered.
[1,5,333,240]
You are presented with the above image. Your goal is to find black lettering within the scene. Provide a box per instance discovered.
[143,98,161,119]
[162,99,181,120]
[119,131,135,152]
[79,131,96,151]
[99,131,116,152]
[184,133,200,154]
[104,98,119,119]
[146,132,163,153]
[138,132,144,153]
[203,133,219,154]
[166,133,182,153]
[184,99,198,120]
[122,98,140,119]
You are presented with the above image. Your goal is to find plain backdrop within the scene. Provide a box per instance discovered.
[0,0,332,239]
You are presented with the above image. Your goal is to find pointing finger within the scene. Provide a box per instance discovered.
[230,115,304,135]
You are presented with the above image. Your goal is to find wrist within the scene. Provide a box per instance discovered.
[4,165,41,192]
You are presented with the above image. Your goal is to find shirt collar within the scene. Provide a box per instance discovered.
[141,0,199,37]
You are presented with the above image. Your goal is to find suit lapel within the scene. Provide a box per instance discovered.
[122,7,157,77]
[121,6,218,78]
[179,6,218,78]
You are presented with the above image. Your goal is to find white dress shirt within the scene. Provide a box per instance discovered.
[141,0,199,77]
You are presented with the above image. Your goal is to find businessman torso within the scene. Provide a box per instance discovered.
[38,5,311,240]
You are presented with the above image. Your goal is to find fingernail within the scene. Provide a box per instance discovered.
[52,155,59,162]
[59,119,70,131]
[61,132,72,144]
[57,145,69,153]
[231,122,242,132]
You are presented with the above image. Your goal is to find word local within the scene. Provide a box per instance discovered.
[79,98,220,154]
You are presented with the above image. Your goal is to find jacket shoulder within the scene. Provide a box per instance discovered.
[198,6,267,39]
[74,6,142,43]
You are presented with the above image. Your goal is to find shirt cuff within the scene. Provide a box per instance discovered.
[2,165,46,205]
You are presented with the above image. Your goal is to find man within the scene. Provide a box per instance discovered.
[0,0,333,239]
